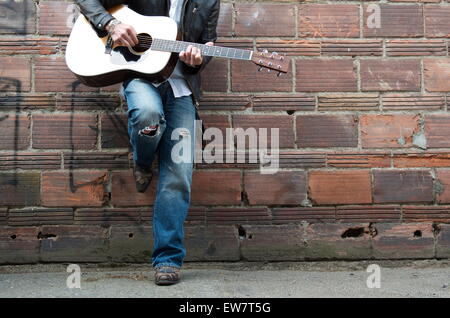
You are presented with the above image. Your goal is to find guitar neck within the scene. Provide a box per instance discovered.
[151,38,253,61]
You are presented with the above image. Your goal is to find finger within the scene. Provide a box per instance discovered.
[179,51,186,62]
[205,41,214,46]
[120,33,134,47]
[195,51,202,65]
[190,47,197,65]
[128,26,139,45]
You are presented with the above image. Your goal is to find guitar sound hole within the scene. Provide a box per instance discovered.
[133,33,152,53]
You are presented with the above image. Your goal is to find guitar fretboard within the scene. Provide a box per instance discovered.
[151,38,253,60]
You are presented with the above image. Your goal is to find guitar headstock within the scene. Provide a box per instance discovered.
[251,50,290,76]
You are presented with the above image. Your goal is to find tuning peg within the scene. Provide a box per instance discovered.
[258,66,264,72]
[263,49,268,53]
[267,69,271,73]
[277,72,282,77]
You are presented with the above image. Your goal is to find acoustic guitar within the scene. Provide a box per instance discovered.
[65,5,290,87]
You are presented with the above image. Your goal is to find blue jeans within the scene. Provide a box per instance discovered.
[122,78,197,269]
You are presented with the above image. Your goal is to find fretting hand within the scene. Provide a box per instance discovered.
[179,42,214,67]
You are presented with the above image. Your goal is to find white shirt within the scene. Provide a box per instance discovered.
[153,0,192,98]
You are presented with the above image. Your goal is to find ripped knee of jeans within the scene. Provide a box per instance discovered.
[139,125,159,137]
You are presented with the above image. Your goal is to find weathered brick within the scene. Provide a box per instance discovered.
[39,225,109,262]
[38,0,75,35]
[0,57,31,92]
[235,4,295,37]
[403,206,450,223]
[252,94,315,112]
[424,115,450,148]
[309,170,372,205]
[0,227,40,264]
[100,114,129,149]
[8,208,73,226]
[360,114,421,148]
[386,40,447,56]
[0,37,59,55]
[64,152,129,170]
[231,59,292,92]
[372,223,435,259]
[304,223,372,259]
[272,207,335,224]
[0,94,56,111]
[0,173,40,206]
[232,115,295,148]
[240,225,306,261]
[363,4,423,37]
[206,207,271,224]
[217,2,232,37]
[299,4,359,38]
[201,58,228,92]
[198,94,250,111]
[360,59,421,91]
[34,56,98,92]
[42,171,108,207]
[296,59,357,92]
[108,226,153,262]
[0,0,36,34]
[373,170,433,204]
[111,170,158,207]
[265,151,326,169]
[56,94,121,111]
[0,208,6,226]
[199,114,230,140]
[436,224,450,259]
[424,58,450,92]
[393,152,450,168]
[336,206,401,223]
[0,114,30,150]
[435,170,450,204]
[382,94,445,111]
[185,226,240,261]
[244,171,306,205]
[321,40,382,56]
[256,40,320,56]
[424,6,450,38]
[32,114,98,150]
[318,94,379,111]
[327,151,391,168]
[191,170,241,205]
[296,115,358,148]
[75,207,152,225]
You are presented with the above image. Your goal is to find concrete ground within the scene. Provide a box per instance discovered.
[0,260,449,298]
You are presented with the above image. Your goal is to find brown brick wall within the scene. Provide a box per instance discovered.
[0,0,449,263]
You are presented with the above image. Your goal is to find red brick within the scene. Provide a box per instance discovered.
[382,94,445,111]
[360,59,421,91]
[305,223,372,259]
[75,207,151,225]
[299,4,359,38]
[201,58,228,92]
[64,152,129,170]
[235,4,295,37]
[198,94,250,111]
[108,225,152,262]
[0,173,40,206]
[403,206,450,223]
[0,57,31,92]
[393,152,450,168]
[266,151,326,169]
[327,151,391,168]
[32,114,98,150]
[56,94,121,111]
[244,171,306,205]
[111,170,158,207]
[435,170,450,204]
[35,56,98,92]
[100,114,129,149]
[372,223,435,259]
[240,225,306,261]
[8,208,73,226]
[253,94,315,112]
[0,0,36,34]
[424,6,450,38]
[321,40,383,56]
[363,4,423,37]
[191,170,241,205]
[309,170,372,205]
[360,114,421,148]
[231,59,292,92]
[39,1,75,35]
[0,94,56,111]
[373,170,433,204]
[206,207,271,224]
[424,58,450,92]
[199,113,230,138]
[0,209,6,226]
[256,40,320,56]
[232,115,295,148]
[296,59,357,92]
[42,171,108,207]
[386,40,447,56]
[0,227,40,264]
[436,224,450,258]
[336,206,401,223]
[217,2,232,37]
[296,115,358,148]
[0,114,30,150]
[318,94,379,111]
[424,115,450,148]
[0,37,59,55]
[0,152,61,170]
[272,207,335,224]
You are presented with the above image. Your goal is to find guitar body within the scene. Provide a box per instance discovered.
[65,5,179,87]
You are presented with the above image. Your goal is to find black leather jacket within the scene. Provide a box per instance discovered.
[75,0,220,105]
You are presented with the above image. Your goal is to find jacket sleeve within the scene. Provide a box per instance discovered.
[181,0,220,75]
[75,0,127,35]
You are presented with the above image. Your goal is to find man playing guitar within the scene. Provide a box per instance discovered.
[75,0,220,286]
